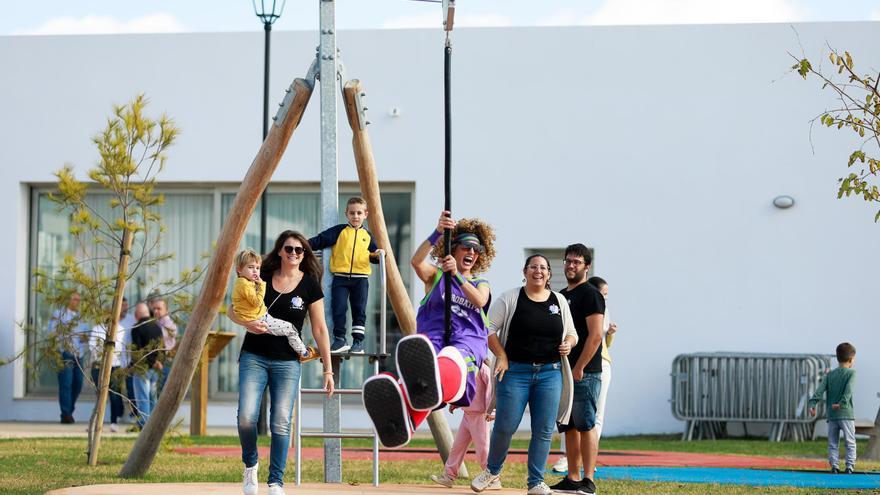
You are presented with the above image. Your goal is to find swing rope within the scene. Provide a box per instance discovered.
[442,3,454,347]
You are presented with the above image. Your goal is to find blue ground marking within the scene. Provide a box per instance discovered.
[572,467,880,489]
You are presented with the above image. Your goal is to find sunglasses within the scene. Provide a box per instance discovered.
[283,245,305,255]
[456,243,485,254]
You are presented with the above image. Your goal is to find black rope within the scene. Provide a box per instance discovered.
[443,40,452,347]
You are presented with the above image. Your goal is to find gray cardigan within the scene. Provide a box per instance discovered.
[486,287,578,424]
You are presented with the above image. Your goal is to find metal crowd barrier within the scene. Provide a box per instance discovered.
[670,352,835,441]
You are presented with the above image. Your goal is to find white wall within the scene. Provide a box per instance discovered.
[1,22,878,434]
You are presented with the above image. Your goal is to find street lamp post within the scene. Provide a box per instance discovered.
[253,0,286,436]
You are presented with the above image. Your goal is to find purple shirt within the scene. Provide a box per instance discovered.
[416,271,490,365]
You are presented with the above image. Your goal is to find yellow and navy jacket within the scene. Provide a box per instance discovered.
[308,224,379,277]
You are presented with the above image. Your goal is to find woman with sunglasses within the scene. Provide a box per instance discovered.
[470,254,578,495]
[362,211,496,448]
[228,230,334,495]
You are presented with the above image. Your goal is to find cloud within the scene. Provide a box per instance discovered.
[382,12,512,29]
[13,13,185,35]
[538,0,804,26]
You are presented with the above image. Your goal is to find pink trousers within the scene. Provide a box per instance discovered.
[444,412,490,478]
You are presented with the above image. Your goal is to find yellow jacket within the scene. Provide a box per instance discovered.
[308,224,378,276]
[232,277,267,321]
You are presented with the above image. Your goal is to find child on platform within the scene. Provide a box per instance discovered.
[809,342,857,474]
[308,197,383,354]
[231,249,315,360]
[431,359,501,490]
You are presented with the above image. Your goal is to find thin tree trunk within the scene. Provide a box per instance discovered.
[120,78,314,478]
[342,80,465,478]
[88,228,133,466]
[866,401,880,460]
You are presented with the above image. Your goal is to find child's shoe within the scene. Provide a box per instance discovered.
[330,337,350,354]
[362,374,412,448]
[845,466,854,474]
[349,339,365,354]
[431,473,455,488]
[299,346,320,363]
[831,466,840,474]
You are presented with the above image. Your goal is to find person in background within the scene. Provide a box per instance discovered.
[809,342,857,474]
[117,297,139,423]
[88,314,126,432]
[128,302,164,431]
[587,276,618,440]
[148,296,177,395]
[49,292,90,424]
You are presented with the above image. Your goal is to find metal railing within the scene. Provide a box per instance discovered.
[294,252,389,486]
[671,352,835,441]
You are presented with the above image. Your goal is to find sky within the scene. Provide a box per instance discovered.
[2,0,879,36]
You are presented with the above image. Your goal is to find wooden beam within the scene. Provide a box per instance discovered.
[120,78,314,478]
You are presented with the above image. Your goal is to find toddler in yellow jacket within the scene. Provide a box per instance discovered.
[232,249,315,360]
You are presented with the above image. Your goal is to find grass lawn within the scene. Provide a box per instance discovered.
[1,435,877,495]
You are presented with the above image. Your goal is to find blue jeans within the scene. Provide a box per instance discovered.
[487,361,562,488]
[91,366,124,423]
[237,351,301,486]
[131,368,159,427]
[331,276,368,342]
[57,351,84,418]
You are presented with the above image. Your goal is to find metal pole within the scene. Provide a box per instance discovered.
[257,20,272,438]
[319,0,342,483]
[442,38,452,346]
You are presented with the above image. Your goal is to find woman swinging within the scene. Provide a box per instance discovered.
[362,211,495,448]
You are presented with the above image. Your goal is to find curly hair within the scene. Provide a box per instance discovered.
[430,217,496,274]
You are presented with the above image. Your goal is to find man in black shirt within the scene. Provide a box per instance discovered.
[550,244,605,495]
[129,303,164,429]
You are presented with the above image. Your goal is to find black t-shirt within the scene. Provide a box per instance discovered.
[504,288,564,364]
[560,282,606,372]
[240,272,323,361]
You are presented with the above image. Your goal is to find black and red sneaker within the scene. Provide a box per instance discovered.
[395,334,442,411]
[362,374,412,448]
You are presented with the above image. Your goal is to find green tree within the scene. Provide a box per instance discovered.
[793,47,880,460]
[24,95,203,466]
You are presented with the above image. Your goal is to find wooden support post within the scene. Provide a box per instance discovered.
[342,79,464,477]
[120,78,314,478]
[190,346,209,436]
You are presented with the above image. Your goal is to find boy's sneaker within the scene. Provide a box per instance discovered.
[109,423,119,433]
[551,456,568,473]
[549,477,581,494]
[396,334,442,411]
[349,339,365,354]
[831,466,840,474]
[330,338,350,354]
[845,467,854,474]
[242,462,258,495]
[486,478,502,490]
[299,346,320,363]
[470,469,500,493]
[526,482,553,495]
[578,478,596,495]
[431,472,455,487]
[362,374,412,448]
[267,483,285,495]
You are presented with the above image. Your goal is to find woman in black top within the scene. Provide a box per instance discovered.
[228,230,334,495]
[470,254,578,495]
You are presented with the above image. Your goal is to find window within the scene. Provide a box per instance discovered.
[27,185,413,399]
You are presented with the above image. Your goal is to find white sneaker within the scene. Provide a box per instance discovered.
[487,478,502,490]
[109,423,119,433]
[527,482,553,495]
[431,473,455,487]
[242,463,259,495]
[551,456,568,473]
[267,484,286,495]
[470,469,500,493]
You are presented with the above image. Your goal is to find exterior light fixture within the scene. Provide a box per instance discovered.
[772,195,795,209]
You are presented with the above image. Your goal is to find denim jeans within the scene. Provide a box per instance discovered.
[57,351,84,418]
[331,276,369,342]
[131,368,159,427]
[91,366,124,423]
[565,372,602,432]
[238,351,302,486]
[487,361,562,488]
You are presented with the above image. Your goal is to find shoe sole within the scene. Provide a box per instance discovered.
[396,335,442,411]
[331,345,351,354]
[362,375,411,448]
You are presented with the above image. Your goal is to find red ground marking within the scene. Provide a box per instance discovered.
[173,447,827,470]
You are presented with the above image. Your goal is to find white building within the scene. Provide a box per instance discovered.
[1,21,878,435]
